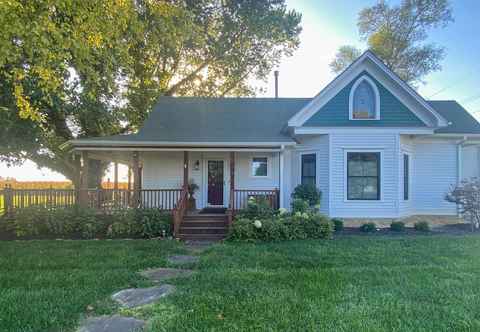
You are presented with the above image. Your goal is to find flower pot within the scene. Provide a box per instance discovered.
[187,197,196,211]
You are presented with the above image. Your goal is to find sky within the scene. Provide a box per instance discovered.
[2,0,480,182]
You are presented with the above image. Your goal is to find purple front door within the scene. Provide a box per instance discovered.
[207,160,224,205]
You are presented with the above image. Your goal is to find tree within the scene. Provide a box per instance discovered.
[330,0,453,85]
[0,0,302,186]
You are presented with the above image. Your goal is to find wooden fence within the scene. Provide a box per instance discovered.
[0,186,183,216]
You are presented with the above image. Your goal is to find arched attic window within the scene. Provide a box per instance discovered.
[349,76,380,120]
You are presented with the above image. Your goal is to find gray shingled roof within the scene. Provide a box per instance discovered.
[73,97,480,145]
[429,100,480,134]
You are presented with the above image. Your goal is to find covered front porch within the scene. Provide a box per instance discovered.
[75,146,282,238]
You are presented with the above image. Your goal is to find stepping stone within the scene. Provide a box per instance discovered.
[184,241,214,253]
[167,255,199,265]
[77,315,145,332]
[111,285,175,309]
[140,267,195,282]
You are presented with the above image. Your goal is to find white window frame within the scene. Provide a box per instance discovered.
[343,149,384,202]
[250,156,270,178]
[349,75,381,121]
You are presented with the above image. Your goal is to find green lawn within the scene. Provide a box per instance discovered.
[2,236,480,331]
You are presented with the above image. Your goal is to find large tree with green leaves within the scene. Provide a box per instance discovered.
[0,0,301,187]
[330,0,453,86]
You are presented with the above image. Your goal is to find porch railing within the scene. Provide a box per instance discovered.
[229,189,279,222]
[0,187,183,215]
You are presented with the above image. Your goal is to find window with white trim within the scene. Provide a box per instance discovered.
[347,152,380,200]
[251,157,268,177]
[349,76,380,120]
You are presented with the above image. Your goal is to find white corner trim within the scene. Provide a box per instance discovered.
[348,75,380,121]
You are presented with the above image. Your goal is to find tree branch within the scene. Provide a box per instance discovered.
[163,59,211,96]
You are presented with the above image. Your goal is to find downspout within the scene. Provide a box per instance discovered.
[456,136,468,216]
[279,145,285,209]
[457,136,468,185]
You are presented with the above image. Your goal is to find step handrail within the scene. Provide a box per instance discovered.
[172,187,188,238]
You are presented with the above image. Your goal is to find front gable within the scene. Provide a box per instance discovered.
[303,71,426,127]
[288,50,448,129]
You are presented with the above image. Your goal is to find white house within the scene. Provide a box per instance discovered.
[71,51,480,236]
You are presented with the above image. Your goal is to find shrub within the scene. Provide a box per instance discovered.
[359,222,377,233]
[12,205,173,239]
[106,209,141,238]
[228,218,259,241]
[331,218,344,232]
[303,213,334,239]
[135,209,172,238]
[291,184,321,207]
[390,221,406,232]
[414,221,430,232]
[14,206,50,237]
[237,197,275,219]
[228,212,333,242]
[291,198,309,213]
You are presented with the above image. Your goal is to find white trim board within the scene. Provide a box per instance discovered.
[70,140,296,147]
[294,127,435,135]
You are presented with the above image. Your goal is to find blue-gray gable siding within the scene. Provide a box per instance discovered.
[303,72,426,127]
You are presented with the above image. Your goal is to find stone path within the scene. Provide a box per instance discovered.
[77,315,145,332]
[77,242,212,331]
[111,285,176,309]
[140,267,195,282]
[167,255,199,265]
[184,240,215,253]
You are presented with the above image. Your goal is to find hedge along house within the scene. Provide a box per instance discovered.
[70,50,480,237]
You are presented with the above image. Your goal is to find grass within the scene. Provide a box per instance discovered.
[2,236,480,331]
[0,239,185,332]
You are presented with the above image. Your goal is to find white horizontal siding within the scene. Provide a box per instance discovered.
[413,141,458,215]
[329,133,399,218]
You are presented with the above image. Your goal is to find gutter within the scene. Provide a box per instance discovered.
[457,136,468,185]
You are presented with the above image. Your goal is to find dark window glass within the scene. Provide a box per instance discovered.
[252,157,268,176]
[403,154,409,200]
[301,154,316,186]
[347,152,380,200]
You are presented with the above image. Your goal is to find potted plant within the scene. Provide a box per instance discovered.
[187,180,199,211]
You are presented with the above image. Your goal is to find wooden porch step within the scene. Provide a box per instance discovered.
[179,233,226,241]
[182,220,228,228]
[180,227,228,235]
[184,214,227,221]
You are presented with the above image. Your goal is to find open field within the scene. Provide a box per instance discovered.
[2,235,480,331]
